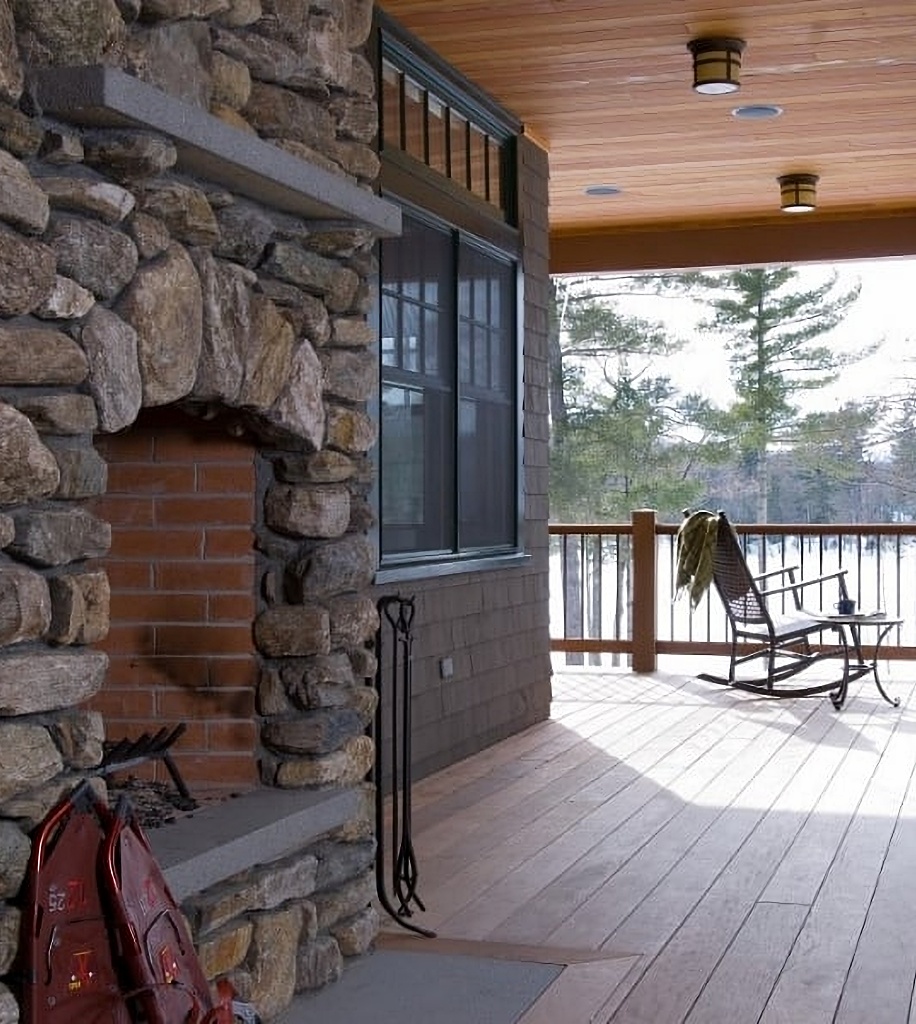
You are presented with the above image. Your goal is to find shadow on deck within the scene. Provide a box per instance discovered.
[377,659,916,1024]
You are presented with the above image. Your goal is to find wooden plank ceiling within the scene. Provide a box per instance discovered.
[377,2,916,271]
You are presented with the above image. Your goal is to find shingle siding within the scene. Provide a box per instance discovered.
[375,134,553,783]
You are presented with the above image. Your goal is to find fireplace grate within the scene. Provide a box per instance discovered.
[98,724,191,801]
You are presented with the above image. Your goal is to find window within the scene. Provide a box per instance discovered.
[380,211,517,564]
[375,14,522,573]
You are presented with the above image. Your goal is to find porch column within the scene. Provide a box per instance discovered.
[631,508,657,672]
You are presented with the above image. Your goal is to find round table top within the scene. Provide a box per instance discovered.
[819,612,903,626]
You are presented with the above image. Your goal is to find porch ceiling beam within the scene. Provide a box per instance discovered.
[551,211,916,275]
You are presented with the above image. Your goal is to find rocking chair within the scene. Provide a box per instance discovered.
[683,511,858,707]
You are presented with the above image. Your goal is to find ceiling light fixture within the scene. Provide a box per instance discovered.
[688,37,746,95]
[778,173,819,213]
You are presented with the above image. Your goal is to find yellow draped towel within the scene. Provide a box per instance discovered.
[675,510,720,608]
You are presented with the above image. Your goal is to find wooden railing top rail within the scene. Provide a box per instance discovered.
[550,521,916,538]
[550,523,633,535]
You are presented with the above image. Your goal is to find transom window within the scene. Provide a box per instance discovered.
[375,15,522,574]
[378,29,514,223]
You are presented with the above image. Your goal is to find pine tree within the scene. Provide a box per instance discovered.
[549,280,712,521]
[548,280,714,665]
[679,267,864,522]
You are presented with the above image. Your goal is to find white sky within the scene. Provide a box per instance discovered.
[609,257,916,412]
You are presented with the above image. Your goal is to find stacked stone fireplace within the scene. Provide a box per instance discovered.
[0,0,400,1020]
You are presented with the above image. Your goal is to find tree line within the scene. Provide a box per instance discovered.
[549,265,916,526]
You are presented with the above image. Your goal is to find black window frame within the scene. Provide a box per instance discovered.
[372,13,527,582]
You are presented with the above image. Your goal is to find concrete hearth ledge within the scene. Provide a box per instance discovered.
[149,786,360,902]
[29,65,402,238]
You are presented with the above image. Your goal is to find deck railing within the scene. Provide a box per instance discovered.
[549,509,916,671]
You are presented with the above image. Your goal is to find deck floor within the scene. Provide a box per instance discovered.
[383,660,916,1024]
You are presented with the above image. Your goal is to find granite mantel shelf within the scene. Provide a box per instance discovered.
[30,65,402,238]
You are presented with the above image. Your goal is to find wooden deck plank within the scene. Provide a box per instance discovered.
[495,704,796,946]
[425,701,745,935]
[405,695,616,811]
[758,681,916,1023]
[605,698,888,1023]
[515,957,643,1024]
[683,902,809,1024]
[414,701,740,929]
[385,667,916,1024]
[465,728,746,942]
[412,697,661,848]
[761,689,913,906]
[416,698,704,848]
[410,700,620,819]
[543,700,833,952]
[833,740,916,1023]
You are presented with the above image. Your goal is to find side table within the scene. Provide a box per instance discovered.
[818,613,903,709]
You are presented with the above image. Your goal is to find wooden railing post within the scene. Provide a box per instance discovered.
[631,508,657,672]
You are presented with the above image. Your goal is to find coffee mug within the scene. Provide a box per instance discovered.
[835,598,856,615]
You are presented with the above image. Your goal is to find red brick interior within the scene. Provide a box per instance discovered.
[90,408,259,791]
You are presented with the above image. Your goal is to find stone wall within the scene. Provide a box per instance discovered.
[0,0,388,1020]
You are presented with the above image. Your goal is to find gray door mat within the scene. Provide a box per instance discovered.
[276,935,643,1024]
[284,947,561,1024]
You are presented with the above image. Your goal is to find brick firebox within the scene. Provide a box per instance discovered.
[90,408,260,791]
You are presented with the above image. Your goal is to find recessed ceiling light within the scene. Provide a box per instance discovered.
[732,104,784,120]
[584,185,622,196]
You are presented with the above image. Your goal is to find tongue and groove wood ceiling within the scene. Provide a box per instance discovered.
[377,2,916,271]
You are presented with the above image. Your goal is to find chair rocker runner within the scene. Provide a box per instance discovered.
[679,511,861,708]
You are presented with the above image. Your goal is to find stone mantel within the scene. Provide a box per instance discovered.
[29,65,402,238]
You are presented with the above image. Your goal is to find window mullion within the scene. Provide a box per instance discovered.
[422,88,430,166]
[397,69,406,152]
[451,229,462,555]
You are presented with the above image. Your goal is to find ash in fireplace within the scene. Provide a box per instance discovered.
[107,777,199,829]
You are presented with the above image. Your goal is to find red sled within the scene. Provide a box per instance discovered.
[17,780,131,1024]
[101,797,235,1024]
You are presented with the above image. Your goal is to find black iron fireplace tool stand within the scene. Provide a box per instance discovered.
[373,594,435,937]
